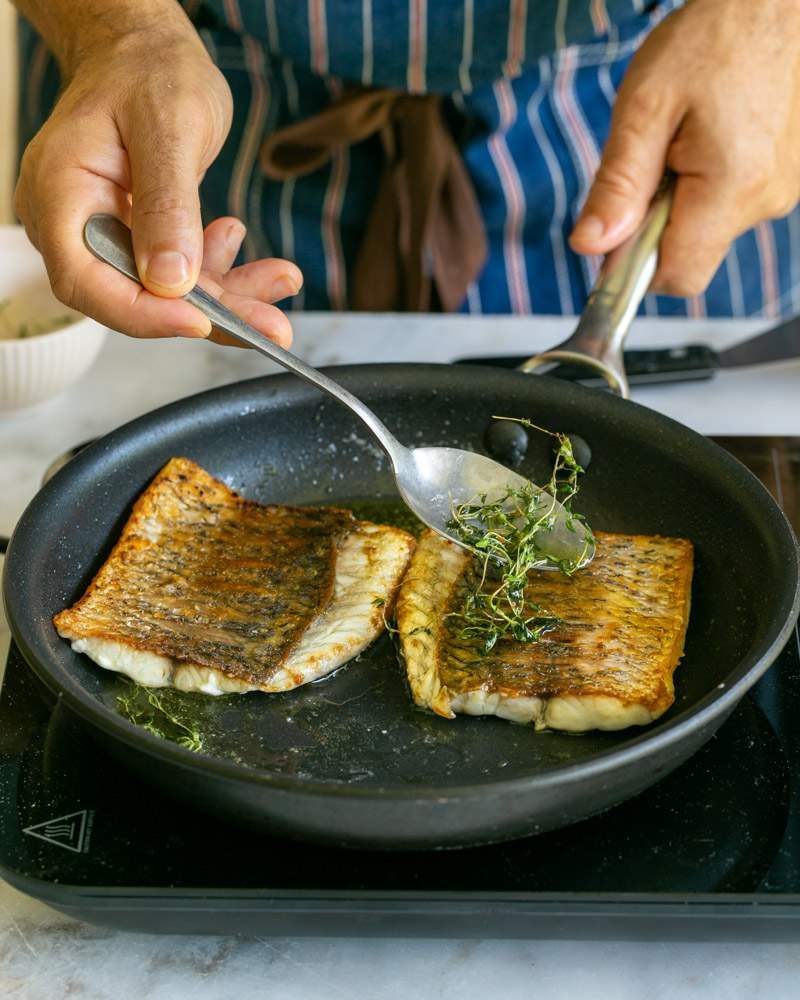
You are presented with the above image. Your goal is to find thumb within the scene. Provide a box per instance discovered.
[570,84,680,257]
[128,129,205,298]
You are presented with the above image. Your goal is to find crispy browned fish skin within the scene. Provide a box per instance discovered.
[397,530,693,731]
[54,457,413,687]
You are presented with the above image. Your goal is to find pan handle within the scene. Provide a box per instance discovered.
[520,175,675,398]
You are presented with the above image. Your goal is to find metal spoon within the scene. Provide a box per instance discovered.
[84,215,595,568]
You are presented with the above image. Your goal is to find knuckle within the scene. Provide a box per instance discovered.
[19,129,44,166]
[41,236,83,311]
[16,142,44,200]
[733,161,770,196]
[619,86,668,124]
[13,180,27,225]
[595,159,641,200]
[765,186,797,219]
[123,319,154,340]
[655,250,711,297]
[722,152,796,218]
[136,188,191,222]
[47,263,79,309]
[657,269,708,298]
[17,144,34,185]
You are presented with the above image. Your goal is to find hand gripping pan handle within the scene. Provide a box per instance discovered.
[520,176,674,399]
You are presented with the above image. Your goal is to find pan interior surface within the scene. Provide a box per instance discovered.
[4,365,798,798]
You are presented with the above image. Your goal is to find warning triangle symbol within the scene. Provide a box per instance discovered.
[23,810,89,853]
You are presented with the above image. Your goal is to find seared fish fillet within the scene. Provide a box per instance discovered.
[397,530,693,732]
[55,458,415,694]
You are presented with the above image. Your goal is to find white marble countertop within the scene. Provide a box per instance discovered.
[2,313,800,997]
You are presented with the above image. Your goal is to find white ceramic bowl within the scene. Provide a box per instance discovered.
[0,225,107,413]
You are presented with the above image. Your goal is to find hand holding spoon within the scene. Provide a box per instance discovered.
[84,215,595,569]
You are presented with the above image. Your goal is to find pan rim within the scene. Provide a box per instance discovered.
[4,363,800,802]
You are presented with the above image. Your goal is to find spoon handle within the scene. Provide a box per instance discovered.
[83,214,405,463]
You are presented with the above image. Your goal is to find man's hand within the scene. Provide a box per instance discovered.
[14,0,300,344]
[570,0,800,298]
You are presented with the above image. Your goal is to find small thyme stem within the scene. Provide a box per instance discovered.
[116,683,204,752]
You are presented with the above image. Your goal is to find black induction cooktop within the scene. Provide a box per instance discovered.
[2,437,800,940]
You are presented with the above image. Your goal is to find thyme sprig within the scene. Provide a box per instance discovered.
[117,684,204,752]
[446,419,592,653]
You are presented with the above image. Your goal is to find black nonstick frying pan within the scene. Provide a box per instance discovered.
[3,364,799,849]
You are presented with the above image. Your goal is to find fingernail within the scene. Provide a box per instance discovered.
[175,326,209,339]
[227,222,246,245]
[145,251,190,290]
[572,215,606,242]
[273,273,301,299]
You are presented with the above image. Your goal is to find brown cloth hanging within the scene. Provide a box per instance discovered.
[260,87,487,312]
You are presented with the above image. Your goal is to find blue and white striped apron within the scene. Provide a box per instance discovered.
[17,1,800,318]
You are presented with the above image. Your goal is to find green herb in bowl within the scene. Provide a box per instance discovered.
[0,297,75,341]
